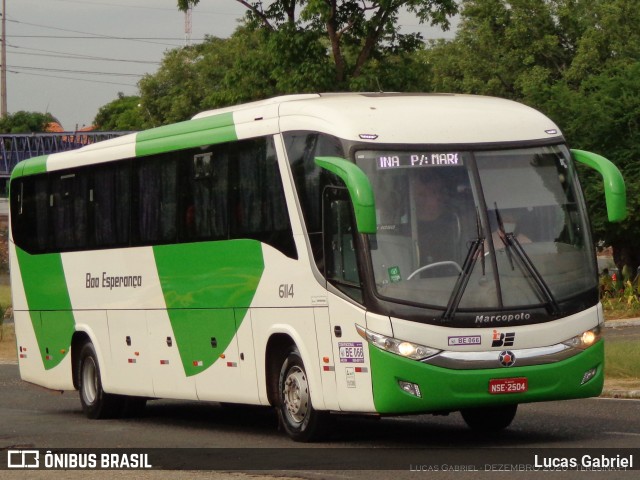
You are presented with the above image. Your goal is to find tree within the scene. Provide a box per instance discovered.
[137,28,334,125]
[0,111,56,133]
[93,93,149,131]
[177,0,458,87]
[424,0,573,98]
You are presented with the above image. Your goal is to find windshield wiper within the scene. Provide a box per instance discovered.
[494,205,560,316]
[442,209,485,322]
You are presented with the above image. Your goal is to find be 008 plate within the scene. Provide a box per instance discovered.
[489,377,528,394]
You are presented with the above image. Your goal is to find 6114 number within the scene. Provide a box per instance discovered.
[279,284,294,298]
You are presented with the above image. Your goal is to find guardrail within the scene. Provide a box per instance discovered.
[0,132,134,178]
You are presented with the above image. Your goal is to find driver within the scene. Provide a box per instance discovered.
[412,171,465,266]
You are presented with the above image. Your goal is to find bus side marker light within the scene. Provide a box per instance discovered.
[160,360,169,365]
[323,366,335,371]
[128,359,136,364]
[60,349,66,354]
[226,362,237,368]
[193,360,203,367]
[220,354,226,359]
[45,355,53,361]
[398,380,422,398]
[581,368,597,385]
[323,356,330,363]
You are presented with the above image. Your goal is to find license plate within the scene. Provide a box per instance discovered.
[488,377,528,394]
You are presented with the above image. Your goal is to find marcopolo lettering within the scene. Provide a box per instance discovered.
[475,313,530,324]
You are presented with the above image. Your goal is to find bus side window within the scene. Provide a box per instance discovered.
[230,138,297,259]
[284,131,345,270]
[134,156,178,244]
[323,186,363,303]
[50,172,89,251]
[92,162,131,248]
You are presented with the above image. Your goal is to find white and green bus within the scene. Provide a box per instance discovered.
[9,93,626,441]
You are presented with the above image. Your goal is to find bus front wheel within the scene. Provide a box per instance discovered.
[78,342,124,419]
[460,404,517,432]
[276,348,327,442]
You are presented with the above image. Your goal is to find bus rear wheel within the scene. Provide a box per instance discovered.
[78,342,124,419]
[460,404,518,432]
[277,348,327,442]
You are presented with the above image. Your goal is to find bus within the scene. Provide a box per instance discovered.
[8,93,626,441]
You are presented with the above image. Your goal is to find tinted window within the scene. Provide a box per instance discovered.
[11,136,296,260]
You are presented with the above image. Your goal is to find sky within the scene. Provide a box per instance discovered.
[4,0,455,130]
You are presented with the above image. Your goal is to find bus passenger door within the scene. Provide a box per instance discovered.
[323,187,376,412]
[327,298,374,412]
[313,306,340,411]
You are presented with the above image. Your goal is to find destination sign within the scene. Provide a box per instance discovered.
[356,151,465,170]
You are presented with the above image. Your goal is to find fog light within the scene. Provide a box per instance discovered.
[581,367,597,385]
[398,380,422,398]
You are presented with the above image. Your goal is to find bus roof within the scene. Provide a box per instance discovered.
[11,93,563,179]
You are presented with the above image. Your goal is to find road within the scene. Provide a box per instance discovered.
[1,325,638,478]
[1,359,639,479]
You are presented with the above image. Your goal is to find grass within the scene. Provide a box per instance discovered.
[0,323,16,361]
[604,341,640,379]
[0,283,11,309]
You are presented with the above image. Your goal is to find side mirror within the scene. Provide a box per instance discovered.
[572,149,626,223]
[315,156,377,234]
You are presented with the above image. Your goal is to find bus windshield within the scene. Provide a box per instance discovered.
[356,145,596,313]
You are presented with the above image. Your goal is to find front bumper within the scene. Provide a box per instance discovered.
[370,340,604,414]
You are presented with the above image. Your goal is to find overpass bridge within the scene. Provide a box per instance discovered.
[0,131,132,180]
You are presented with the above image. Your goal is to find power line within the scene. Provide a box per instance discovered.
[9,64,144,78]
[7,18,183,47]
[7,69,138,88]
[8,35,201,42]
[7,45,161,65]
[48,0,245,17]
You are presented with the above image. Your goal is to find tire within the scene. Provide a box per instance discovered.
[460,404,518,432]
[78,342,125,419]
[276,348,328,442]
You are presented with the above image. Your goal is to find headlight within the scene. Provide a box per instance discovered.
[562,326,601,350]
[356,324,440,360]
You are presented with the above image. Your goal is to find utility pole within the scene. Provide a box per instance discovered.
[1,0,7,118]
[184,6,192,46]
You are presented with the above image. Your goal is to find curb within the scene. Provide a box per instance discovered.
[604,318,640,328]
[601,389,640,399]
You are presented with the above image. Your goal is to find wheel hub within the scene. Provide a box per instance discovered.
[283,366,309,424]
[81,357,98,405]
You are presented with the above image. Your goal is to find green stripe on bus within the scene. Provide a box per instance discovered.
[10,155,49,180]
[135,112,237,158]
[15,247,75,369]
[153,240,264,377]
